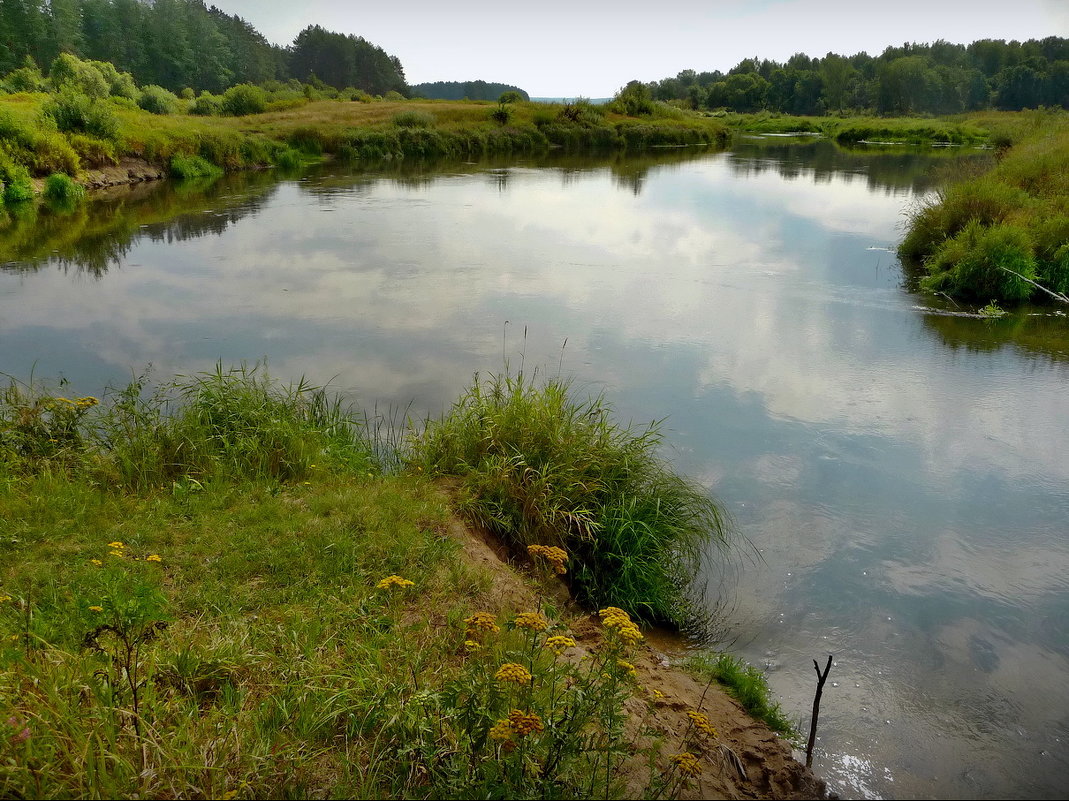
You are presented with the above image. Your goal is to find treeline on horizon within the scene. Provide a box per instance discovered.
[648,38,1068,115]
[0,0,406,96]
[410,81,529,102]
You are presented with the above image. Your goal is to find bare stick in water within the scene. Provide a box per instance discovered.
[806,654,833,769]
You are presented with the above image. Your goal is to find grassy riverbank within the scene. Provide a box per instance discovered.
[898,108,1068,304]
[0,88,728,203]
[0,367,812,799]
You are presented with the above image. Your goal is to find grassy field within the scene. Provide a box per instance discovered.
[0,366,791,799]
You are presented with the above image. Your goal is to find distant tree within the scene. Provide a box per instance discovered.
[612,80,655,115]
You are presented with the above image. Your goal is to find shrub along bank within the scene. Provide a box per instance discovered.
[898,108,1069,304]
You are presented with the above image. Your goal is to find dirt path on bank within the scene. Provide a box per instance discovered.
[443,505,827,800]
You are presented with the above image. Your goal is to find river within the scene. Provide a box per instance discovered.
[2,139,1067,799]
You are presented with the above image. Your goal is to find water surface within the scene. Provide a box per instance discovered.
[3,140,1067,799]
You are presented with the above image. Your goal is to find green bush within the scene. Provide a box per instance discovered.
[29,131,81,175]
[4,58,48,92]
[0,157,34,203]
[612,81,656,116]
[221,84,267,116]
[138,85,178,115]
[190,92,223,116]
[922,220,1037,302]
[49,53,109,99]
[42,91,119,140]
[273,147,304,170]
[68,133,118,167]
[392,110,435,128]
[43,172,85,203]
[383,90,405,101]
[169,154,222,180]
[411,372,732,626]
[490,104,512,125]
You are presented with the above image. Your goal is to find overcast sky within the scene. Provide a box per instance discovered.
[210,0,1068,97]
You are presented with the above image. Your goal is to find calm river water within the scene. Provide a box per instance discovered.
[3,140,1068,799]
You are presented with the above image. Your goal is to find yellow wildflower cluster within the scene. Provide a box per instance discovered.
[598,607,644,645]
[53,396,99,409]
[89,559,103,567]
[145,554,162,563]
[463,639,482,652]
[544,635,576,654]
[0,594,11,604]
[376,575,415,590]
[464,612,500,636]
[513,611,548,632]
[507,709,544,735]
[686,710,718,738]
[489,710,544,748]
[617,659,637,678]
[670,751,703,777]
[88,605,103,613]
[495,663,533,685]
[527,544,568,574]
[489,719,515,741]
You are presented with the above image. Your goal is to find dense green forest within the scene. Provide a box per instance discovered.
[648,38,1068,114]
[0,0,404,95]
[411,81,529,102]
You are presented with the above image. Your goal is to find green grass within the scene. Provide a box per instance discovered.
[721,111,990,145]
[684,652,800,743]
[899,109,1069,304]
[0,366,747,799]
[0,91,730,198]
[409,371,733,628]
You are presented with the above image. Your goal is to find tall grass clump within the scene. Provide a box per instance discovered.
[41,90,119,140]
[136,85,178,115]
[391,109,434,128]
[43,172,85,203]
[410,372,732,626]
[0,365,375,489]
[168,153,222,180]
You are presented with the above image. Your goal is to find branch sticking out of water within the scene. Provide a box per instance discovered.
[806,654,833,769]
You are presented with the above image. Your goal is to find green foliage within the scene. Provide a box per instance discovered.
[168,154,222,180]
[3,57,48,93]
[50,53,109,99]
[922,220,1037,302]
[0,158,33,204]
[137,85,178,115]
[67,133,117,168]
[189,92,222,116]
[490,103,512,125]
[498,90,524,104]
[41,90,119,140]
[273,147,304,170]
[391,109,435,128]
[685,652,800,742]
[43,172,85,203]
[410,372,732,627]
[220,83,267,116]
[612,80,656,116]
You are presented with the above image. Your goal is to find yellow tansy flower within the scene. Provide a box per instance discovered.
[145,554,162,562]
[687,710,718,738]
[495,663,533,685]
[108,550,125,558]
[0,595,11,603]
[107,541,125,549]
[544,635,576,654]
[507,709,544,736]
[527,544,568,574]
[464,612,500,635]
[88,606,103,612]
[513,611,548,632]
[89,559,103,567]
[670,751,703,777]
